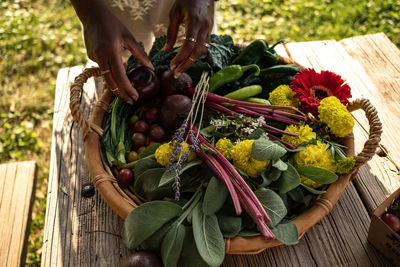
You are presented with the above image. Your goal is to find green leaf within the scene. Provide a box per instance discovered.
[161,223,186,267]
[297,165,338,184]
[287,187,305,203]
[134,168,173,200]
[300,183,327,194]
[180,226,210,267]
[276,142,305,152]
[255,188,287,227]
[237,230,260,237]
[203,176,229,215]
[217,214,242,238]
[272,158,288,171]
[271,221,299,245]
[252,138,287,161]
[278,163,300,194]
[122,201,182,249]
[159,159,203,187]
[192,203,225,267]
[141,221,173,252]
[134,158,162,177]
[139,143,161,159]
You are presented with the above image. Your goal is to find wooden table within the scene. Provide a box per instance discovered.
[42,33,400,266]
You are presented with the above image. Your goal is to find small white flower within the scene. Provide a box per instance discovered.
[261,132,270,139]
[257,116,266,125]
[243,127,255,134]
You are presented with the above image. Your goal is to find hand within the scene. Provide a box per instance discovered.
[165,0,214,78]
[78,2,153,104]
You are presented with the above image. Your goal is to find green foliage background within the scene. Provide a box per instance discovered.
[0,0,399,265]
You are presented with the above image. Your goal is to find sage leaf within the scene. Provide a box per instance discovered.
[252,138,286,161]
[134,168,173,200]
[203,176,229,215]
[122,201,182,249]
[255,188,287,227]
[161,223,186,267]
[271,221,299,245]
[192,203,225,267]
[141,221,173,252]
[297,165,338,184]
[237,229,260,237]
[278,163,300,194]
[300,183,327,194]
[180,226,210,267]
[159,159,203,187]
[217,214,242,238]
[272,158,288,171]
[134,158,162,177]
[287,187,305,203]
[276,142,306,152]
[139,143,161,159]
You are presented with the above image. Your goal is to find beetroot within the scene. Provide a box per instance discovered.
[160,94,192,130]
[160,69,193,97]
[128,66,160,102]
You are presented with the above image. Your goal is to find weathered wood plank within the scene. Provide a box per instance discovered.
[0,161,37,267]
[41,67,131,267]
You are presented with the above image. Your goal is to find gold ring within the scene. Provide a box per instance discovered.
[101,69,110,75]
[203,43,210,48]
[111,87,119,93]
[184,37,197,43]
[188,57,196,62]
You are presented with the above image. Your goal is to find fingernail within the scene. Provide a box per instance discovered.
[170,64,176,70]
[127,98,134,105]
[174,72,180,79]
[132,95,139,101]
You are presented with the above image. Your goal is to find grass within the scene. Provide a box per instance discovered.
[0,0,399,265]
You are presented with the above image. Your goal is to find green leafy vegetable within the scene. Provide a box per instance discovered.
[192,203,225,267]
[252,138,287,161]
[203,176,229,215]
[255,188,287,227]
[278,163,300,194]
[122,201,182,249]
[217,214,242,238]
[159,159,203,187]
[161,223,186,267]
[297,165,338,184]
[271,220,299,245]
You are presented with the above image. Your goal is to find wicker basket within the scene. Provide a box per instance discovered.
[69,56,382,254]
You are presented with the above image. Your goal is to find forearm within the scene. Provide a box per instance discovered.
[70,0,107,24]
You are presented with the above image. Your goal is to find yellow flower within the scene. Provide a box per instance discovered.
[215,137,234,160]
[318,96,354,138]
[154,141,196,166]
[336,156,356,174]
[231,140,269,178]
[281,124,316,147]
[269,85,300,112]
[294,141,336,188]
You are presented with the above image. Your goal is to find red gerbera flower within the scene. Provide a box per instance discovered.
[290,69,352,115]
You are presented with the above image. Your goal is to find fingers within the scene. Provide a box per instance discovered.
[171,19,211,78]
[98,50,135,104]
[108,45,140,102]
[165,7,183,52]
[124,37,154,70]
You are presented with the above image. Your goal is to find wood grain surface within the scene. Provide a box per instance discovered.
[42,33,400,266]
[0,161,37,267]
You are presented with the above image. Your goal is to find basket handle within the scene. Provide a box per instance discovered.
[70,67,109,140]
[347,98,382,175]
